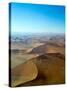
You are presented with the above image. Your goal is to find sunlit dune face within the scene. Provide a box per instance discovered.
[11,60,38,87]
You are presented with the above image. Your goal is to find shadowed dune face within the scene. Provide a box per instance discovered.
[11,60,38,87]
[28,44,46,54]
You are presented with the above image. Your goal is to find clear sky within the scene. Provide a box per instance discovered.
[10,3,65,35]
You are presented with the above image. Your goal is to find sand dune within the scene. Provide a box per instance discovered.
[29,42,64,54]
[11,60,38,87]
[11,53,65,87]
[16,53,65,87]
[11,35,65,87]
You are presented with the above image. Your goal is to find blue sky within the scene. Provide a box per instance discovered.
[10,3,65,35]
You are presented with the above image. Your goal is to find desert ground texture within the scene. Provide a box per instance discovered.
[10,33,65,87]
